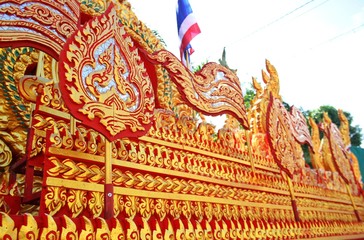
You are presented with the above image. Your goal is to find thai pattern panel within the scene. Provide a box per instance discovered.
[41,114,294,221]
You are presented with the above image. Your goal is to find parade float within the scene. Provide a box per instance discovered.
[0,0,364,239]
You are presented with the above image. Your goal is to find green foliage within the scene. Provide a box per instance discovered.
[243,89,255,109]
[301,105,363,166]
[151,30,167,47]
[282,102,291,112]
[305,105,362,147]
[301,144,312,167]
[192,60,208,72]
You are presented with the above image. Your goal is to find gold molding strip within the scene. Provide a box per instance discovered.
[291,206,355,214]
[139,136,281,173]
[313,235,364,240]
[48,147,104,163]
[114,157,288,195]
[356,203,364,208]
[48,146,290,196]
[39,105,70,119]
[45,177,292,209]
[295,193,352,205]
[113,185,290,209]
[46,177,104,192]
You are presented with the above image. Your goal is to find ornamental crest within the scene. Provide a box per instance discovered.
[267,94,312,178]
[59,4,155,141]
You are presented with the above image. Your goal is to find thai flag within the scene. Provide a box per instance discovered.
[176,0,201,66]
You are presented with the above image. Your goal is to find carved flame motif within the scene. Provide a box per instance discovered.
[267,95,311,178]
[59,5,155,141]
[19,214,39,240]
[323,121,354,184]
[145,49,249,129]
[289,106,313,149]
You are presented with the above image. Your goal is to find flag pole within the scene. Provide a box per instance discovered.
[185,49,191,70]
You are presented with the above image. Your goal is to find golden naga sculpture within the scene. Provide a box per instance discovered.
[1,0,364,239]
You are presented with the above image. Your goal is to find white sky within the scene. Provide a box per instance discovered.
[129,0,364,144]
